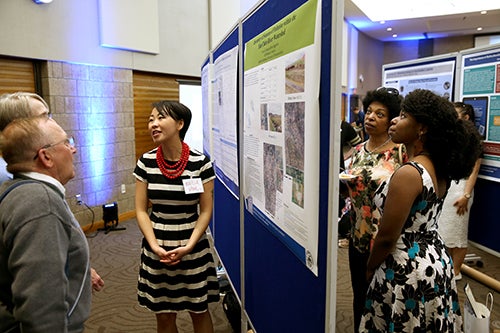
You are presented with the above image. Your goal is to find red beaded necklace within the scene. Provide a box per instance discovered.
[156,142,190,179]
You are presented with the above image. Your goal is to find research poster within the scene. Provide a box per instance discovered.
[382,57,456,100]
[211,46,240,197]
[201,62,212,158]
[460,46,500,182]
[243,0,320,275]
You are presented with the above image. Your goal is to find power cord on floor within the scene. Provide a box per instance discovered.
[76,194,98,238]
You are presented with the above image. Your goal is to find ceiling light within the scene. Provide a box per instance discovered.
[32,0,53,3]
[477,27,483,31]
[480,10,487,14]
[392,34,398,38]
[351,0,500,21]
[387,27,393,31]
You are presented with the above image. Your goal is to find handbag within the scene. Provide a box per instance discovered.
[463,283,493,333]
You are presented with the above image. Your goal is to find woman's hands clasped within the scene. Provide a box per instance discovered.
[152,244,191,266]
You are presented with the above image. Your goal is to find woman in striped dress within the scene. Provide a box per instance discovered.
[134,101,219,333]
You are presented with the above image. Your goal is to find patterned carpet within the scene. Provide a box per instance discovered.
[84,219,233,333]
[84,218,500,332]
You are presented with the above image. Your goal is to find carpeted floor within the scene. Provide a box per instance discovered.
[84,218,500,332]
[84,219,233,333]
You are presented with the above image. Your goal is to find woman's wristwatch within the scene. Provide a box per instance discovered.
[463,193,471,199]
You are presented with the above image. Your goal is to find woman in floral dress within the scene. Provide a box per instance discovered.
[359,89,482,332]
[345,87,405,332]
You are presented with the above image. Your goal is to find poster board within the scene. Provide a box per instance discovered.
[240,0,331,332]
[212,43,240,197]
[206,26,243,294]
[458,45,500,182]
[242,0,321,276]
[382,53,457,100]
[201,56,212,159]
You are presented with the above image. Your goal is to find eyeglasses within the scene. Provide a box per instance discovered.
[376,87,400,96]
[33,136,75,160]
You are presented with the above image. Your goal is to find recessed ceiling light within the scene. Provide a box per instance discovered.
[387,27,393,31]
[392,34,398,38]
[351,0,500,21]
[480,10,487,14]
[380,21,386,24]
[477,27,483,31]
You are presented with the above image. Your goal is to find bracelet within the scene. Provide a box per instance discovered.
[463,193,471,199]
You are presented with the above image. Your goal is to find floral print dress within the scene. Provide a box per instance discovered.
[346,143,405,254]
[359,162,462,333]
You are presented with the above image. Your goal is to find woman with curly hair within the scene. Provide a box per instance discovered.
[359,89,482,332]
[344,87,406,332]
[438,102,481,280]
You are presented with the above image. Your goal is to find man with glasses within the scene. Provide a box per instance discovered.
[0,92,104,294]
[0,92,51,182]
[0,116,91,333]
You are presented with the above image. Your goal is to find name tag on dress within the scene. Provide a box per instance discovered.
[183,178,204,194]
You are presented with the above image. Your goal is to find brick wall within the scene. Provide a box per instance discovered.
[40,61,136,227]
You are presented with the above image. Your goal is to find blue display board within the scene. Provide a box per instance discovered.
[210,26,242,294]
[459,45,500,253]
[207,1,339,331]
[214,177,241,294]
[469,178,500,253]
[241,0,331,332]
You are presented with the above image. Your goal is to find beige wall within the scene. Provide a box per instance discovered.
[383,40,420,65]
[0,0,209,77]
[355,32,384,96]
[39,61,136,225]
[433,35,474,55]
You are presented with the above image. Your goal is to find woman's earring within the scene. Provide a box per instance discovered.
[418,131,425,141]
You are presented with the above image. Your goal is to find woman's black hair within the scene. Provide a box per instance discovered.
[454,102,475,123]
[362,87,403,120]
[402,89,482,181]
[152,100,192,140]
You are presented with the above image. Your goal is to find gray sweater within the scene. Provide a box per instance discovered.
[0,178,91,333]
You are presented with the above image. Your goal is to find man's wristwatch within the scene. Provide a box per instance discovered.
[464,193,471,199]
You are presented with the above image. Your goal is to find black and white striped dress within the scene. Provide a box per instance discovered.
[133,147,219,313]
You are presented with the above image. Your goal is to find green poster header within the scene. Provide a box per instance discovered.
[244,0,318,71]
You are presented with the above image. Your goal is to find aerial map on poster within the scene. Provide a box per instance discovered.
[243,0,320,275]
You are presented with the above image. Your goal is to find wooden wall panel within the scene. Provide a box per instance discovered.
[0,56,36,95]
[133,71,180,162]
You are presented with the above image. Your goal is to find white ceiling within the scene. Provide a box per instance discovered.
[344,0,500,41]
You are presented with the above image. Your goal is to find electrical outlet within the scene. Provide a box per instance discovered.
[76,194,83,205]
[121,184,126,194]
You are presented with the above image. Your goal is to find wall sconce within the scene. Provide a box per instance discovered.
[33,0,53,3]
